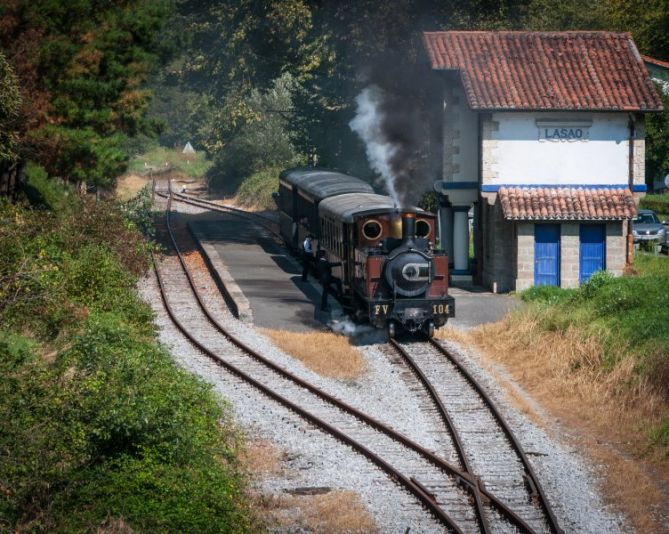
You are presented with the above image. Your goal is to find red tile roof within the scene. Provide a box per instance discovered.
[498,187,637,220]
[422,31,663,111]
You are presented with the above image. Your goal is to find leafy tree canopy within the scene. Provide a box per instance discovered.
[0,0,172,186]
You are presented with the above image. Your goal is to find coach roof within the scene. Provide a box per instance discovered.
[280,167,374,200]
[319,193,425,223]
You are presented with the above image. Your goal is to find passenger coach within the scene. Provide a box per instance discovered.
[276,167,373,252]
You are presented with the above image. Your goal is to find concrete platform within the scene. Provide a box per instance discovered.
[187,212,343,333]
[448,281,519,330]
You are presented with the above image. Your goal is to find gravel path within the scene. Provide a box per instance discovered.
[138,198,631,533]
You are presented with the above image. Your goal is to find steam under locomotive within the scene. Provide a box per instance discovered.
[277,167,455,337]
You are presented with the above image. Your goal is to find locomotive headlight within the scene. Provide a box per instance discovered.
[401,262,430,282]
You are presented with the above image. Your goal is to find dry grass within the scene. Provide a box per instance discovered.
[240,440,283,478]
[256,490,378,533]
[434,325,473,346]
[466,309,669,532]
[115,174,149,201]
[262,329,366,379]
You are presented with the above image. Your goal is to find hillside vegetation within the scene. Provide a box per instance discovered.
[0,174,251,532]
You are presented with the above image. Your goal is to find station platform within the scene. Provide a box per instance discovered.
[186,210,343,333]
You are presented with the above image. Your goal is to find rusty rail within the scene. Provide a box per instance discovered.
[428,339,564,534]
[391,339,494,534]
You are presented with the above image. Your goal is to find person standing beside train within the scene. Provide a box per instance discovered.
[301,234,314,282]
[316,250,342,311]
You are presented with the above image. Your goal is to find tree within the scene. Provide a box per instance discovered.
[646,88,669,187]
[209,73,304,192]
[0,0,172,187]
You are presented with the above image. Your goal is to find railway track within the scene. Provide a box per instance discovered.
[158,189,281,237]
[152,188,551,532]
[390,340,563,534]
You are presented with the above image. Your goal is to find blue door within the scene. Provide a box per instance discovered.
[580,224,606,284]
[534,224,560,287]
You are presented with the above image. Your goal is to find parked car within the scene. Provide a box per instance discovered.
[632,209,667,249]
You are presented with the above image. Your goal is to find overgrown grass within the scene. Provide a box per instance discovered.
[0,177,252,531]
[518,267,668,376]
[235,166,280,210]
[508,259,669,452]
[127,144,212,179]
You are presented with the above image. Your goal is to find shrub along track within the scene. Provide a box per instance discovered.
[390,339,563,534]
[153,187,546,533]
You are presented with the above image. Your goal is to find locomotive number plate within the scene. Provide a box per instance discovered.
[432,304,449,315]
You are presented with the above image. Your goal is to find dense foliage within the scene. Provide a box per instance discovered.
[0,51,21,166]
[639,193,669,219]
[0,182,251,531]
[0,0,172,187]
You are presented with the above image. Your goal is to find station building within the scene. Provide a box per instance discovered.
[422,31,663,291]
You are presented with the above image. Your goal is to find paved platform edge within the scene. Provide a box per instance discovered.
[189,224,254,324]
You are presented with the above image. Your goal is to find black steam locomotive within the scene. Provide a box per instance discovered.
[277,167,455,337]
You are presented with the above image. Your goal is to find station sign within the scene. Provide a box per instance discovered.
[536,119,592,142]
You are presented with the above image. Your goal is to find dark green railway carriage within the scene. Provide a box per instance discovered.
[277,167,374,251]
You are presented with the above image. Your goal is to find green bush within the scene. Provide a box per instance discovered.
[236,166,281,209]
[528,263,669,389]
[639,193,669,216]
[23,162,78,213]
[0,179,252,530]
[520,284,573,304]
[121,183,156,237]
[1,315,250,532]
[0,198,152,337]
[579,270,614,300]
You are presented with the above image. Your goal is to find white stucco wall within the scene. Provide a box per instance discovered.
[484,112,631,186]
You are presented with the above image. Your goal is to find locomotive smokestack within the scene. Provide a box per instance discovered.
[401,212,416,243]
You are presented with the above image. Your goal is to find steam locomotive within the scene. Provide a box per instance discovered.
[277,167,455,337]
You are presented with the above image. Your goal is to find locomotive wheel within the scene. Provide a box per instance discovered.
[387,321,396,339]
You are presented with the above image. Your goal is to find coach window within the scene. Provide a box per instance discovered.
[416,219,431,238]
[362,219,382,240]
